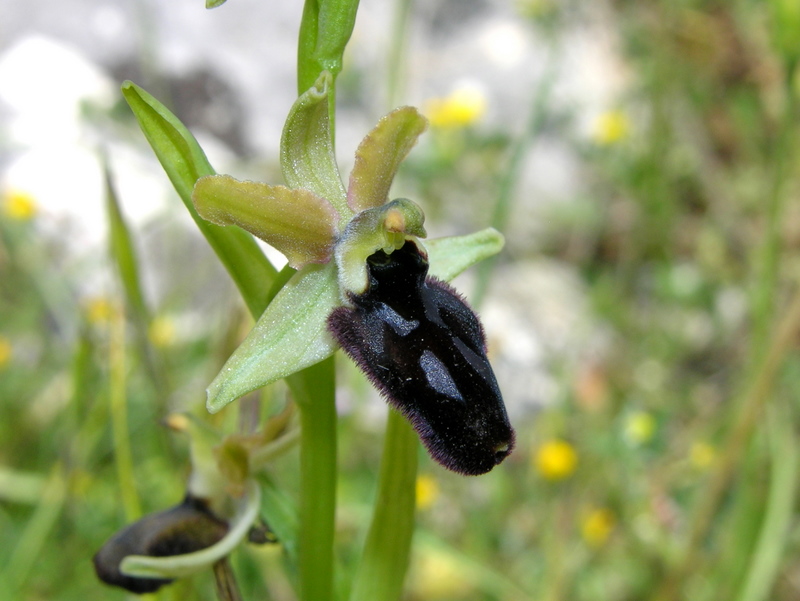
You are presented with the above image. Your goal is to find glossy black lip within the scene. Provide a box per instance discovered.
[328,240,515,475]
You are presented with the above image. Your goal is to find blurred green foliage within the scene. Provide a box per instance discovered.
[2,1,800,600]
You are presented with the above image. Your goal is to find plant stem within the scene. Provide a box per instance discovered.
[656,286,800,600]
[349,409,418,601]
[110,303,141,521]
[213,557,243,601]
[289,359,338,601]
[472,55,556,308]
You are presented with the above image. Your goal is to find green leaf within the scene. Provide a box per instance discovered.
[297,0,361,93]
[280,72,350,224]
[193,175,339,269]
[104,167,148,321]
[425,227,505,282]
[206,0,227,7]
[121,81,277,318]
[206,263,340,413]
[258,475,299,565]
[735,405,798,601]
[347,107,428,212]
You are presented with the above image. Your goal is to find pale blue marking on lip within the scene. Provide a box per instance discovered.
[375,302,419,336]
[419,349,464,402]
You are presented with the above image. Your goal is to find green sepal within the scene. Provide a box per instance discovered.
[120,81,277,318]
[206,263,340,413]
[193,175,339,269]
[206,0,227,7]
[425,227,505,282]
[335,198,427,297]
[347,107,429,213]
[280,72,351,224]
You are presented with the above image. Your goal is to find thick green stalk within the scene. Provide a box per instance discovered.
[297,0,361,95]
[472,56,555,308]
[288,360,338,601]
[349,409,418,601]
[290,3,362,599]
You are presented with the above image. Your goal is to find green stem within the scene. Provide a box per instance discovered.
[386,0,414,108]
[288,358,338,601]
[350,409,418,601]
[472,55,556,308]
[655,286,800,600]
[109,306,142,521]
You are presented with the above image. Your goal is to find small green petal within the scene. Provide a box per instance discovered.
[425,227,505,282]
[281,72,351,223]
[206,263,340,413]
[335,198,427,296]
[120,480,260,580]
[347,107,429,212]
[193,175,339,269]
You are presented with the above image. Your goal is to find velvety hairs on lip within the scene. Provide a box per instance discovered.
[328,240,515,475]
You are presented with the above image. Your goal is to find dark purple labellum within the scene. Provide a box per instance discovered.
[93,495,228,593]
[328,240,515,475]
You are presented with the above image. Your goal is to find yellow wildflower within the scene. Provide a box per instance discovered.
[624,411,657,446]
[3,189,38,220]
[517,0,556,19]
[534,439,578,480]
[0,336,12,368]
[148,316,176,348]
[415,474,440,510]
[690,441,715,470]
[425,86,487,129]
[592,109,630,145]
[412,549,474,599]
[581,508,615,547]
[85,297,116,325]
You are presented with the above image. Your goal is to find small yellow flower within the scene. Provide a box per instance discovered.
[412,549,474,599]
[581,508,615,547]
[148,316,176,348]
[424,86,487,129]
[85,297,116,325]
[690,441,715,470]
[624,411,657,446]
[534,439,578,480]
[0,336,13,368]
[3,189,38,220]
[415,474,440,510]
[517,0,556,19]
[592,109,630,145]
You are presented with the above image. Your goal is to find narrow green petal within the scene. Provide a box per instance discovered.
[281,72,351,222]
[347,107,428,212]
[206,263,340,413]
[120,480,260,579]
[193,175,339,269]
[425,228,505,282]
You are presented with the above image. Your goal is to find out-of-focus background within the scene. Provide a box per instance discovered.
[2,0,800,599]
